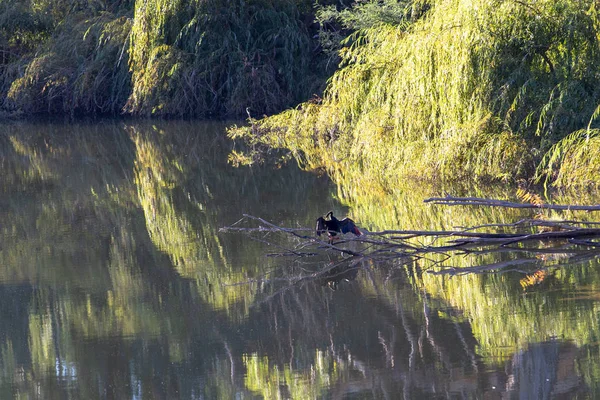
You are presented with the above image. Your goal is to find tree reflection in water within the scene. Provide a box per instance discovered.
[0,120,597,398]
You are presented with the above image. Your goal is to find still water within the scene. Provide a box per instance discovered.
[1,119,600,399]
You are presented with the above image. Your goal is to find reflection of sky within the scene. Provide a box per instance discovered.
[55,358,77,381]
[130,370,142,400]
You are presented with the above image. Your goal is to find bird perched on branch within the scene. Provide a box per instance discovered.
[315,211,362,244]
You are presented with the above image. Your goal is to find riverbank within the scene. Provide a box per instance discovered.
[3,0,600,188]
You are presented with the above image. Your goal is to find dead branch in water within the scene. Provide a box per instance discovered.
[220,214,600,277]
[424,196,600,211]
[226,214,366,257]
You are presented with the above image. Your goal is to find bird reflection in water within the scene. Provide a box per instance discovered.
[321,261,360,291]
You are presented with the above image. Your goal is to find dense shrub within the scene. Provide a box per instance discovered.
[126,0,328,117]
[1,0,133,115]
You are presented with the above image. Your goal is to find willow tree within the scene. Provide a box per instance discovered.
[230,0,600,188]
[0,0,133,115]
[126,0,326,117]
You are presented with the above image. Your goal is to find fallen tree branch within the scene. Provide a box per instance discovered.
[449,228,600,246]
[568,238,600,247]
[424,196,600,211]
[220,214,600,280]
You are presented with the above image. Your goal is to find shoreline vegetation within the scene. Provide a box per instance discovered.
[2,1,600,188]
[228,0,600,190]
[0,0,334,118]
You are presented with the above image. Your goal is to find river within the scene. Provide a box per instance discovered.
[1,119,599,399]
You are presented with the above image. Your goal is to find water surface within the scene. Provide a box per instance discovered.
[1,120,600,399]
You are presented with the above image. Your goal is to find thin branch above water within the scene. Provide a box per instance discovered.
[424,195,600,211]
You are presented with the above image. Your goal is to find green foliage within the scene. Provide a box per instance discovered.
[126,0,324,117]
[7,13,132,115]
[488,0,600,143]
[0,0,51,107]
[315,0,428,54]
[2,0,335,117]
[0,0,51,51]
[231,0,600,186]
[317,0,425,30]
[536,128,600,188]
[0,0,133,114]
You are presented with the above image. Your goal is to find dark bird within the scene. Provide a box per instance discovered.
[315,211,362,244]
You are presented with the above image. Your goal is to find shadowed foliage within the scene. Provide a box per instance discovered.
[7,13,132,115]
[126,0,330,117]
[0,0,344,117]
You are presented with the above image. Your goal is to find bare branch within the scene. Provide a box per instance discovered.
[220,213,600,282]
[424,196,600,211]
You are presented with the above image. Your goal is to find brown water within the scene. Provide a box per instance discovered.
[1,119,600,399]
